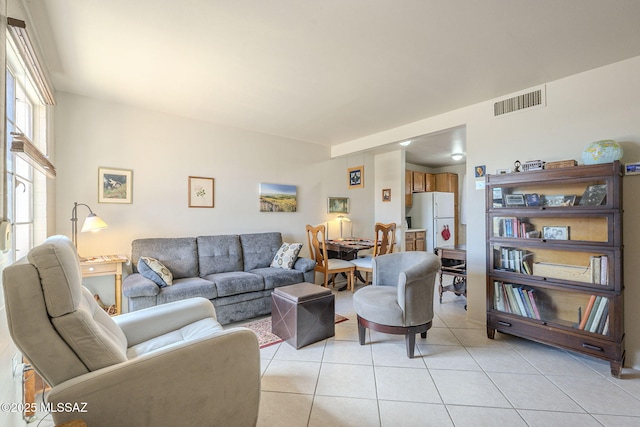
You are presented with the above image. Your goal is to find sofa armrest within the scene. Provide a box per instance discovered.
[294,256,316,273]
[46,328,261,427]
[122,273,160,298]
[113,297,217,346]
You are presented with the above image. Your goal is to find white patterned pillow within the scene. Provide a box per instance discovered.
[270,243,303,270]
[138,256,174,287]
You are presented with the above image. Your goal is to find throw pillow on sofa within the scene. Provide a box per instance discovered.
[270,243,303,270]
[138,256,173,287]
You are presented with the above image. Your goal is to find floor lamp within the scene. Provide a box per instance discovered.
[71,202,108,259]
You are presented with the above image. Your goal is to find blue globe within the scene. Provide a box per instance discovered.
[582,140,623,165]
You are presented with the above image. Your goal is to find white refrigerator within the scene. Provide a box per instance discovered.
[408,192,456,252]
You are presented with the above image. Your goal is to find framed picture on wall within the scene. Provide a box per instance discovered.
[382,188,391,202]
[98,167,133,204]
[259,183,297,212]
[328,197,349,213]
[348,166,364,189]
[188,176,214,208]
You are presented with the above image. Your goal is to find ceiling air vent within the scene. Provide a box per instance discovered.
[494,86,545,117]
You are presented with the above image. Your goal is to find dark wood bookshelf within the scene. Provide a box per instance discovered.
[485,161,624,377]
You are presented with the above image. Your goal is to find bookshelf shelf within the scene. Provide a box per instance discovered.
[486,161,624,377]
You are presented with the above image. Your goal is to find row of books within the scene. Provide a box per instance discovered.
[493,281,541,320]
[590,255,609,285]
[492,217,538,238]
[579,295,610,335]
[495,247,534,275]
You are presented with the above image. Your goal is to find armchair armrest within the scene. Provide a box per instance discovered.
[47,328,261,427]
[122,273,160,298]
[113,297,217,347]
[293,256,316,273]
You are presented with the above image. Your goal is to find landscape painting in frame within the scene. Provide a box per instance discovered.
[98,167,132,203]
[259,183,297,212]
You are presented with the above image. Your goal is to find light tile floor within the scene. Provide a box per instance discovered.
[33,279,640,427]
[250,280,640,427]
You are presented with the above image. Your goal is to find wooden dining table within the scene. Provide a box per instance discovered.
[325,238,375,290]
[325,238,375,260]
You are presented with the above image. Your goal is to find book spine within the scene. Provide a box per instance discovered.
[600,256,608,285]
[527,289,541,320]
[589,297,608,333]
[579,295,597,330]
[584,296,602,331]
[513,286,528,317]
[504,284,521,316]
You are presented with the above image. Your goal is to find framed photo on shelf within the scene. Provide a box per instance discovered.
[543,225,569,240]
[525,193,541,206]
[327,197,349,214]
[504,194,526,207]
[348,166,364,189]
[382,188,391,202]
[188,176,214,208]
[98,167,133,204]
[544,194,577,207]
[579,184,607,206]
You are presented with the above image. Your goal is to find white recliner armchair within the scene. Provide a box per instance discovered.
[2,235,260,426]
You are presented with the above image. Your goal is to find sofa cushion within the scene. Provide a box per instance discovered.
[197,235,243,276]
[249,267,304,290]
[203,271,264,297]
[138,257,173,287]
[132,238,199,279]
[270,243,303,270]
[240,232,283,271]
[156,277,216,305]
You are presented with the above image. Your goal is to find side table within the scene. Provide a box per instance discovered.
[80,256,128,315]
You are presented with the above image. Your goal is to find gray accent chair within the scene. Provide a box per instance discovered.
[2,235,260,427]
[353,251,441,358]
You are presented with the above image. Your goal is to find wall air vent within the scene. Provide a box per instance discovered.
[494,86,545,117]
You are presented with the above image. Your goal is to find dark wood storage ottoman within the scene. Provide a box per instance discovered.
[271,282,335,349]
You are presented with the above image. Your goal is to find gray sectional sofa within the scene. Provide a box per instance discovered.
[122,232,316,324]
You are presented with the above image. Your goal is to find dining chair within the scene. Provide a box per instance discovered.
[306,224,356,291]
[351,222,396,286]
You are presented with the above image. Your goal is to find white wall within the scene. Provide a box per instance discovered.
[374,150,404,249]
[54,92,376,268]
[333,56,640,368]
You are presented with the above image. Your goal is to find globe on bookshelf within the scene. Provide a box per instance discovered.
[581,140,623,165]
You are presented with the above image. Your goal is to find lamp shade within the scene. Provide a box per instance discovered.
[81,214,108,232]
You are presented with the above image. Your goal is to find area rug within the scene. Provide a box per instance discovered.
[243,314,349,348]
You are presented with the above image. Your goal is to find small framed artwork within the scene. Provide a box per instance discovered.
[348,166,364,189]
[475,165,486,178]
[543,195,565,207]
[504,194,526,207]
[382,188,391,202]
[259,183,297,212]
[525,193,541,206]
[328,197,349,214]
[562,195,577,206]
[98,167,133,204]
[579,184,607,206]
[188,176,214,208]
[543,226,569,240]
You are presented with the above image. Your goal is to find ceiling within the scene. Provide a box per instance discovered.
[26,0,640,165]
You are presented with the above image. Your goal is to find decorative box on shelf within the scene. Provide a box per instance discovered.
[545,159,578,169]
